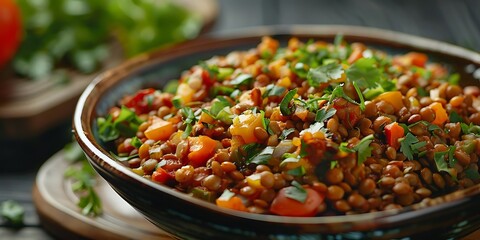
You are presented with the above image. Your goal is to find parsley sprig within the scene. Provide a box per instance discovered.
[97,106,144,142]
[0,200,24,226]
[400,133,427,160]
[354,135,374,165]
[64,141,103,216]
[284,181,307,203]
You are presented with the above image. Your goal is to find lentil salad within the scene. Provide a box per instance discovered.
[97,36,480,217]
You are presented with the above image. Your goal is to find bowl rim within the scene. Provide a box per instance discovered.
[74,24,480,227]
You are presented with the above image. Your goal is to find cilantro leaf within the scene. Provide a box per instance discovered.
[248,146,275,165]
[280,89,298,116]
[264,84,286,97]
[300,122,326,135]
[328,85,358,106]
[307,63,344,87]
[346,58,380,89]
[64,160,102,216]
[287,166,306,177]
[465,168,480,181]
[434,151,458,180]
[315,108,337,123]
[284,181,307,203]
[353,134,374,165]
[449,111,463,123]
[461,123,480,135]
[229,73,253,86]
[0,200,24,226]
[97,106,144,142]
[400,133,426,160]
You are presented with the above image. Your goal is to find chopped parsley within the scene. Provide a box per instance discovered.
[449,111,463,123]
[346,58,381,89]
[307,63,344,87]
[64,160,102,216]
[97,106,144,142]
[284,181,307,203]
[400,133,427,160]
[353,134,374,165]
[247,146,275,165]
[315,108,337,123]
[433,149,458,180]
[229,73,253,86]
[0,200,24,226]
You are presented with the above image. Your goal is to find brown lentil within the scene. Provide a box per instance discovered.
[326,185,345,200]
[325,168,344,184]
[102,37,480,218]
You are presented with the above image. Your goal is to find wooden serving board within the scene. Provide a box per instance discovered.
[33,150,174,240]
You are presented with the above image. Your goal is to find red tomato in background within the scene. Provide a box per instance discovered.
[0,0,22,68]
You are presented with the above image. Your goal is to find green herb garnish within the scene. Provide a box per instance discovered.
[97,106,144,142]
[353,134,374,165]
[181,107,197,139]
[229,73,253,86]
[433,150,458,180]
[315,108,337,123]
[280,89,298,116]
[400,133,427,160]
[0,200,24,226]
[284,181,307,203]
[307,63,344,87]
[248,146,275,165]
[64,159,102,216]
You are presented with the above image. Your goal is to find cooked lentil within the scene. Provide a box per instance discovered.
[97,37,480,217]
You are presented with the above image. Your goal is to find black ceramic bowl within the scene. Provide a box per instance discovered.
[74,25,480,239]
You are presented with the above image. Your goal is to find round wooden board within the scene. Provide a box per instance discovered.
[33,151,174,240]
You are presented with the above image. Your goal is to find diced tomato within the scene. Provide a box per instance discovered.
[152,167,174,183]
[270,187,324,217]
[0,0,22,67]
[333,98,361,128]
[384,122,404,150]
[201,69,216,87]
[407,52,428,68]
[125,88,156,114]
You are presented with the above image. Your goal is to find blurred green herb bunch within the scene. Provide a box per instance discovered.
[13,0,202,80]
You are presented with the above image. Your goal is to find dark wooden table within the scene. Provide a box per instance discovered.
[2,0,480,239]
